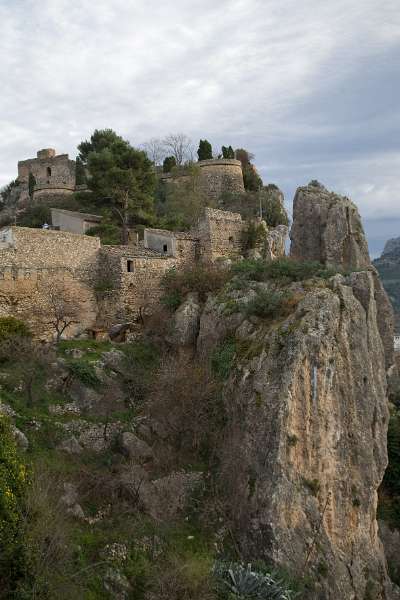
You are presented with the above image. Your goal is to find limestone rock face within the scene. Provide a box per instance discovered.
[290,182,370,270]
[168,292,201,347]
[198,271,396,599]
[264,224,288,260]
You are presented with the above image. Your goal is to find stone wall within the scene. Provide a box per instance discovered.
[0,228,99,338]
[97,246,178,327]
[196,207,244,262]
[144,228,198,264]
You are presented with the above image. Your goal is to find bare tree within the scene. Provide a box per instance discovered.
[162,133,194,166]
[141,138,165,166]
[33,279,82,341]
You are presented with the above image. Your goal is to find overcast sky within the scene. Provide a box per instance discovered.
[1,0,399,256]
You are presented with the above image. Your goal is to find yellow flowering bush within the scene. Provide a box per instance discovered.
[0,415,29,593]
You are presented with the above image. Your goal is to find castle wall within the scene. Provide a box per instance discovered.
[196,207,244,262]
[144,228,199,264]
[0,228,99,338]
[97,246,178,327]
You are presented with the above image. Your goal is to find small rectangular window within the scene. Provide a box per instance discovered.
[127,260,134,272]
[163,244,168,253]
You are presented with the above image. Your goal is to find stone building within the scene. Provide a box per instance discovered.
[0,208,288,338]
[160,158,245,200]
[51,208,102,235]
[17,148,77,204]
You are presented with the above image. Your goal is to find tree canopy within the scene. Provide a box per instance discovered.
[197,139,213,161]
[78,129,156,243]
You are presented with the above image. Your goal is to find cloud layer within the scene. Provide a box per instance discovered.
[1,0,399,252]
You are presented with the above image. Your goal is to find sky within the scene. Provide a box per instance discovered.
[1,0,399,257]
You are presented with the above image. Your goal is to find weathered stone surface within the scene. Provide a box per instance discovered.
[379,521,400,587]
[290,182,370,270]
[13,427,28,450]
[263,224,288,260]
[57,435,83,454]
[168,292,201,346]
[201,271,395,599]
[119,432,153,462]
[139,471,203,521]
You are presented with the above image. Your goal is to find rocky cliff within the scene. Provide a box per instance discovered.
[290,181,370,271]
[189,184,397,598]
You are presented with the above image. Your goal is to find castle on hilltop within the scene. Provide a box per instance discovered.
[0,145,288,339]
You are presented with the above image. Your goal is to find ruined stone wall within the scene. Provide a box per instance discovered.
[196,207,244,262]
[97,246,178,327]
[144,228,198,264]
[0,228,99,338]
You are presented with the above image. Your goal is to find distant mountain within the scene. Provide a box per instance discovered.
[373,236,400,331]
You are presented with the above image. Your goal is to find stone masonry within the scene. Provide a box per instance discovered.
[0,208,288,338]
[17,148,77,204]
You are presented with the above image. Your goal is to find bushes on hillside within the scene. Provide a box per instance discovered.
[232,258,336,284]
[244,289,291,320]
[161,265,230,310]
[0,416,30,596]
[0,317,31,341]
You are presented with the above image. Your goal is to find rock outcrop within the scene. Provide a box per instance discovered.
[193,186,398,598]
[290,181,370,270]
[197,271,395,598]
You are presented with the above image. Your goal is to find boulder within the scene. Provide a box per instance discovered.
[119,432,153,462]
[290,181,370,270]
[101,349,126,373]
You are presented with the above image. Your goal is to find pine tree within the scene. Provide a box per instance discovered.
[197,139,213,161]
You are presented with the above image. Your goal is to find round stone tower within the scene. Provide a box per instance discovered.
[197,158,244,199]
[160,158,245,200]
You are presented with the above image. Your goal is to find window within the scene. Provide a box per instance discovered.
[127,260,134,272]
[163,244,168,253]
[228,236,234,245]
[47,166,52,177]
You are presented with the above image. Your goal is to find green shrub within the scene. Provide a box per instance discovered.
[161,288,183,311]
[244,289,290,320]
[211,338,237,379]
[242,222,266,250]
[213,561,297,599]
[17,204,50,228]
[231,258,337,284]
[67,360,100,388]
[86,223,121,245]
[0,317,31,341]
[0,416,30,595]
[161,265,229,309]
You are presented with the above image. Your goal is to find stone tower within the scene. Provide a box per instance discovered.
[17,148,76,204]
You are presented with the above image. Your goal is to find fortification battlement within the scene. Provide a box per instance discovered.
[37,148,56,159]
